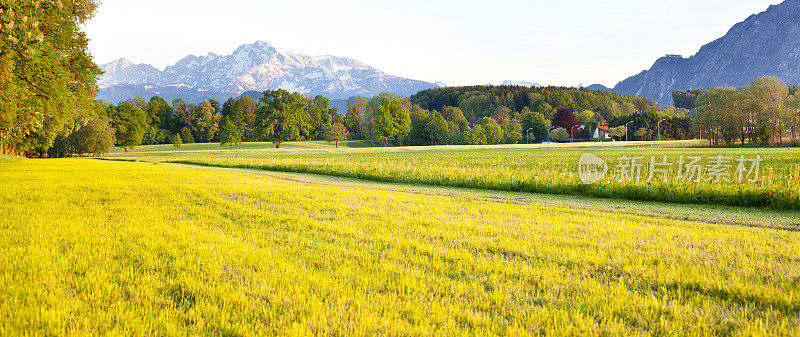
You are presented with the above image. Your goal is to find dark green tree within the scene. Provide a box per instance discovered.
[180,127,194,144]
[108,101,147,152]
[255,89,306,148]
[346,96,368,139]
[521,110,549,143]
[218,119,241,148]
[372,94,411,146]
[425,111,449,145]
[71,117,115,156]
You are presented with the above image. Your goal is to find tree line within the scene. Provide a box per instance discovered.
[35,83,704,156]
[49,91,345,155]
[409,85,692,144]
[680,76,800,146]
[49,76,799,154]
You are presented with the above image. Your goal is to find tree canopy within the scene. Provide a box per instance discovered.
[325,122,348,148]
[372,94,410,146]
[0,0,102,156]
[694,76,798,146]
[255,89,306,148]
[411,85,668,123]
[219,120,242,148]
[108,101,147,152]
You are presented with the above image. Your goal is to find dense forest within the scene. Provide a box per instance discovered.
[411,85,689,122]
[409,85,693,144]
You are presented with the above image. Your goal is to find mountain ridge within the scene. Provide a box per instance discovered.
[612,0,800,106]
[98,41,441,103]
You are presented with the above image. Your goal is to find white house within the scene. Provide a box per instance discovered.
[593,126,611,140]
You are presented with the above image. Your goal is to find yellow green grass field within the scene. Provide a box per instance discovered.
[2,157,799,336]
[110,141,800,210]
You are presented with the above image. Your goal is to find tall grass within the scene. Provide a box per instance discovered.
[1,159,799,335]
[156,146,800,210]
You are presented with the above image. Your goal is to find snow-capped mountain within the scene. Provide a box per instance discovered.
[99,58,162,87]
[499,80,541,87]
[98,41,441,103]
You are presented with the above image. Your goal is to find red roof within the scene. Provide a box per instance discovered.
[598,126,609,131]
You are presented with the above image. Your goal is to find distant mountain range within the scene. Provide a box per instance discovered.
[497,80,541,87]
[99,0,800,107]
[613,0,800,106]
[98,41,443,103]
[586,84,610,91]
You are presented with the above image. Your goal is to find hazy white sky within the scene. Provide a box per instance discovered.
[84,0,783,87]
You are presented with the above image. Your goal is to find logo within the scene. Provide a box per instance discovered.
[578,153,608,184]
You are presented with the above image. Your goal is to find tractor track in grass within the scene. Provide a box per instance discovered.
[156,161,800,232]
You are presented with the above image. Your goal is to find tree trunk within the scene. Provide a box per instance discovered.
[741,123,746,146]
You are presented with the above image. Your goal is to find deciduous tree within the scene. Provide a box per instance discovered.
[425,111,449,145]
[504,118,523,144]
[180,127,194,144]
[346,96,367,139]
[71,117,115,156]
[255,89,306,148]
[194,101,220,143]
[549,127,570,142]
[109,101,147,152]
[372,94,410,146]
[609,126,627,141]
[325,122,348,148]
[478,117,503,145]
[552,108,580,130]
[521,110,549,143]
[218,120,241,148]
[440,106,467,129]
[0,0,102,156]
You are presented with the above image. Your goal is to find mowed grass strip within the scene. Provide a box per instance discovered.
[1,159,799,336]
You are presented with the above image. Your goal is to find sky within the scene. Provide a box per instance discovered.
[84,0,784,88]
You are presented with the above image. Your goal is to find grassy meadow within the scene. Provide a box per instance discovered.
[111,141,800,210]
[1,157,799,336]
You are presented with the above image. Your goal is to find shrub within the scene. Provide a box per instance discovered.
[549,128,570,142]
[172,134,183,149]
[71,118,116,156]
